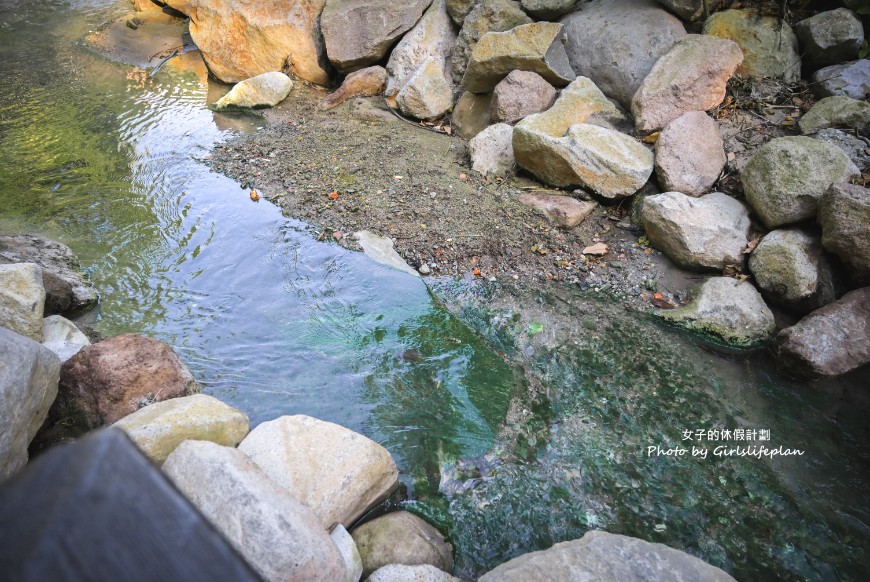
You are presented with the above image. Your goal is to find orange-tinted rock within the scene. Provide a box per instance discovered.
[320,66,387,110]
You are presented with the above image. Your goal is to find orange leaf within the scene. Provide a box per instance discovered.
[328,191,339,200]
[654,293,664,299]
[472,268,481,276]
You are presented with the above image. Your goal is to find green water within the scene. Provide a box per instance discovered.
[1,1,867,580]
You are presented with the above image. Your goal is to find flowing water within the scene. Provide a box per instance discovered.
[0,1,867,580]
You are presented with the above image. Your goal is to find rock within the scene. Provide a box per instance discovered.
[163,0,192,15]
[385,0,456,104]
[815,128,870,169]
[795,8,865,71]
[112,393,250,465]
[368,564,460,582]
[331,525,364,582]
[447,0,477,26]
[163,441,346,582]
[238,415,399,530]
[0,327,60,482]
[397,58,454,121]
[320,66,387,110]
[491,70,556,124]
[461,22,574,93]
[468,123,515,177]
[639,191,751,270]
[478,530,736,581]
[451,91,492,138]
[654,111,725,197]
[351,512,453,578]
[40,315,90,363]
[322,0,432,73]
[748,229,837,314]
[132,0,159,11]
[451,0,532,85]
[520,0,575,20]
[818,181,870,283]
[811,59,870,100]
[214,71,293,110]
[184,0,331,85]
[354,231,420,277]
[703,9,801,82]
[798,95,870,135]
[0,234,97,316]
[656,277,776,347]
[559,0,686,109]
[631,34,743,133]
[655,0,727,22]
[775,287,870,378]
[741,136,859,229]
[517,193,595,229]
[0,263,45,342]
[52,334,197,431]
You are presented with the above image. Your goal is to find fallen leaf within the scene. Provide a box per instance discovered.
[651,295,677,309]
[459,173,467,180]
[250,189,260,202]
[328,191,339,200]
[472,268,481,276]
[333,230,344,241]
[583,243,609,256]
[642,131,661,144]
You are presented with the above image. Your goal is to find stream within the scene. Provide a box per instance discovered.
[0,1,867,580]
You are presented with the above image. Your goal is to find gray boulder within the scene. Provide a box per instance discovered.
[798,95,870,135]
[0,327,61,482]
[479,530,735,581]
[814,128,870,170]
[818,181,870,283]
[397,57,454,121]
[811,59,870,100]
[559,0,685,109]
[451,0,532,85]
[775,287,870,378]
[654,111,725,197]
[468,123,516,177]
[40,315,90,363]
[520,0,575,20]
[351,512,453,579]
[214,72,293,110]
[741,136,859,229]
[639,191,751,271]
[0,263,45,342]
[451,91,492,139]
[654,0,727,22]
[795,8,865,71]
[368,564,460,581]
[491,70,556,124]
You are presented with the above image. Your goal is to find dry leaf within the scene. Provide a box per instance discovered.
[250,189,260,202]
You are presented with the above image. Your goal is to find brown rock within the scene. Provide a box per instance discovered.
[491,70,556,124]
[320,66,387,110]
[451,91,492,139]
[518,193,595,229]
[451,0,532,85]
[654,111,726,196]
[351,512,453,579]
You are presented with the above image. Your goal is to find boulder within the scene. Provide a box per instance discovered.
[631,34,743,133]
[517,192,595,229]
[748,228,838,314]
[451,0,532,85]
[163,0,192,15]
[795,8,865,71]
[237,415,399,530]
[52,333,197,431]
[185,0,331,85]
[654,111,725,197]
[385,0,456,104]
[520,0,575,20]
[163,441,346,582]
[654,0,727,22]
[214,72,294,110]
[0,263,45,342]
[351,512,453,579]
[368,564,460,581]
[478,530,736,581]
[397,57,454,121]
[331,525,364,582]
[559,0,686,109]
[798,95,870,135]
[818,181,870,283]
[815,128,870,169]
[447,0,477,26]
[40,315,90,363]
[468,123,515,177]
[451,91,492,139]
[491,70,556,124]
[461,22,574,93]
[703,9,801,82]
[132,0,160,12]
[322,0,432,73]
[354,231,420,277]
[741,136,859,229]
[639,191,751,270]
[656,277,776,348]
[320,66,387,110]
[0,328,61,482]
[775,287,870,377]
[811,59,870,100]
[112,393,250,465]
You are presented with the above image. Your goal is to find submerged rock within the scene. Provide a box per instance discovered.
[320,66,387,111]
[798,95,870,135]
[654,111,725,197]
[517,192,595,229]
[40,315,90,363]
[491,70,556,124]
[397,57,454,121]
[351,512,454,579]
[451,0,532,85]
[468,123,515,178]
[795,8,865,71]
[354,231,421,277]
[0,263,45,342]
[214,72,294,110]
[818,181,870,283]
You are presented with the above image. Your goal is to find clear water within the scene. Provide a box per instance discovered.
[0,1,867,580]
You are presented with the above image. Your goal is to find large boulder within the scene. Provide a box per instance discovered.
[468,123,516,177]
[0,263,45,342]
[351,512,453,579]
[798,95,870,135]
[112,393,250,465]
[238,415,399,530]
[185,0,331,85]
[517,192,595,229]
[639,191,751,270]
[451,0,532,85]
[559,0,686,109]
[0,327,61,482]
[320,66,387,110]
[631,34,743,133]
[491,70,556,124]
[479,530,736,581]
[397,57,454,121]
[794,8,865,71]
[461,22,574,93]
[811,59,870,100]
[451,91,492,138]
[703,9,801,82]
[163,441,346,582]
[322,0,432,73]
[818,181,870,283]
[40,315,90,363]
[775,287,870,378]
[214,71,294,110]
[654,111,726,197]
[748,228,838,315]
[52,334,197,431]
[741,136,859,229]
[655,0,726,22]
[368,564,459,581]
